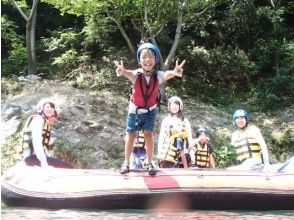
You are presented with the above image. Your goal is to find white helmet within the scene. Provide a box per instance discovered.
[37,98,55,113]
[168,96,183,111]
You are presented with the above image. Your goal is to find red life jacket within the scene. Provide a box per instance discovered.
[130,71,159,109]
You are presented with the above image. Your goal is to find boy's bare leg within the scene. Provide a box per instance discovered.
[120,132,137,174]
[144,130,157,176]
[124,132,137,163]
[144,130,154,164]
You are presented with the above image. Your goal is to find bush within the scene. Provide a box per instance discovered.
[213,134,238,168]
[1,15,27,77]
[104,144,124,168]
[247,75,294,111]
[1,134,21,174]
[268,123,294,162]
[1,78,24,96]
[52,139,97,169]
[177,46,256,107]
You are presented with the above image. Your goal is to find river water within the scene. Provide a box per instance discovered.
[2,206,294,220]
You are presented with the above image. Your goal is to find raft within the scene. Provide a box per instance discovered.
[1,163,294,210]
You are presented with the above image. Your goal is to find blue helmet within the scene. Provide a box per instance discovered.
[137,43,159,64]
[233,109,249,121]
[195,128,208,138]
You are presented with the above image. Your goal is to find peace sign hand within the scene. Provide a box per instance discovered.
[173,60,186,77]
[114,60,125,77]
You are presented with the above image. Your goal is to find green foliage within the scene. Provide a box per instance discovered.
[53,49,86,72]
[52,139,125,169]
[52,139,97,169]
[180,45,256,107]
[212,134,238,168]
[1,134,21,173]
[41,0,89,16]
[82,14,115,47]
[1,78,24,96]
[249,38,275,73]
[41,27,131,91]
[180,0,293,111]
[268,123,294,162]
[43,29,81,52]
[103,144,124,168]
[1,15,27,77]
[280,41,294,73]
[247,74,294,111]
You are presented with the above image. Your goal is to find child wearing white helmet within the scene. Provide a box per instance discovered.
[19,98,72,169]
[229,109,271,171]
[114,42,186,176]
[157,96,193,168]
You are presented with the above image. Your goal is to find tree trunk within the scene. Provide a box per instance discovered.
[164,0,187,70]
[26,8,37,75]
[106,9,136,60]
[116,21,136,59]
[31,6,37,63]
[10,0,38,76]
[159,0,187,102]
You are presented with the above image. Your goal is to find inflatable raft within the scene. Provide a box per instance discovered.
[1,163,294,210]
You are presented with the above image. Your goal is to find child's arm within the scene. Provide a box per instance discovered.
[179,150,188,168]
[184,119,193,149]
[252,126,272,172]
[30,117,49,168]
[163,60,186,81]
[158,118,168,152]
[254,126,270,165]
[189,149,196,166]
[189,139,197,165]
[209,154,216,168]
[114,61,134,81]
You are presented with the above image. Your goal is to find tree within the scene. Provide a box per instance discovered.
[142,0,188,101]
[42,0,190,66]
[42,0,189,100]
[10,0,39,76]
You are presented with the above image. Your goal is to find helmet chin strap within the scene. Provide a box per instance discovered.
[40,112,48,120]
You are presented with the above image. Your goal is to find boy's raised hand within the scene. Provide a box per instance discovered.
[114,60,125,77]
[173,60,186,77]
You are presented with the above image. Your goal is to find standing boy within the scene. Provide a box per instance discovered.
[114,42,185,175]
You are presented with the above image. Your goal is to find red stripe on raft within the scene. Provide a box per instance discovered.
[143,171,180,189]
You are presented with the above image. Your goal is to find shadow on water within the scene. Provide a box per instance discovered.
[2,204,294,220]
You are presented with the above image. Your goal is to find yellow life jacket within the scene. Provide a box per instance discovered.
[234,127,262,163]
[158,127,188,163]
[134,131,145,148]
[20,115,51,155]
[195,143,210,168]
